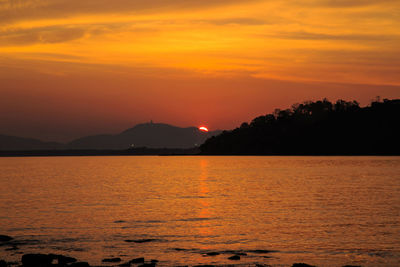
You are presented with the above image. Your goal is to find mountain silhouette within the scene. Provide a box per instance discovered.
[67,122,221,149]
[0,134,64,151]
[0,123,221,151]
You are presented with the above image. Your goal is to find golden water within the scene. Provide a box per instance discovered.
[1,156,399,266]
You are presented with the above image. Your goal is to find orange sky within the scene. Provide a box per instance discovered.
[1,0,399,142]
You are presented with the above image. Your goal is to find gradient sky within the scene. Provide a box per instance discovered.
[1,0,399,142]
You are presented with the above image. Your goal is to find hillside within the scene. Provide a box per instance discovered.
[200,99,400,155]
[0,123,221,151]
[67,123,221,149]
[0,134,64,151]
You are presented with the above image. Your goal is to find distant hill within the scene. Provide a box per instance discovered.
[0,134,64,151]
[200,99,400,155]
[67,123,221,149]
[0,123,222,151]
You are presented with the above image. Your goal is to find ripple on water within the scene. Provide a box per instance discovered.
[175,217,218,222]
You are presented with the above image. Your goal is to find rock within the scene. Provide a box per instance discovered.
[235,252,247,256]
[0,235,13,242]
[129,257,145,264]
[69,262,90,267]
[292,264,316,267]
[0,260,6,267]
[205,252,219,256]
[5,246,18,251]
[48,254,77,265]
[342,266,362,267]
[138,264,155,267]
[21,254,53,266]
[102,258,122,263]
[173,248,187,251]
[228,255,240,260]
[150,259,159,263]
[193,265,215,267]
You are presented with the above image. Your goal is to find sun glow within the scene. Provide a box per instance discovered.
[199,126,209,132]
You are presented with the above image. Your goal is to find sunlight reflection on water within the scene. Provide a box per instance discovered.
[0,156,400,266]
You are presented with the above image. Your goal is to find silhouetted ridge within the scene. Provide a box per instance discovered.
[67,122,221,149]
[200,98,400,155]
[1,123,222,151]
[0,134,63,151]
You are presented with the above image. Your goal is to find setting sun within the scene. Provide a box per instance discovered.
[0,1,399,266]
[199,126,209,132]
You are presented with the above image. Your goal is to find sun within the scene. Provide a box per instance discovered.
[199,126,209,132]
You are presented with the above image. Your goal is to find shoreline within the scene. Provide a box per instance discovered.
[0,150,399,157]
[0,236,364,267]
[0,252,360,267]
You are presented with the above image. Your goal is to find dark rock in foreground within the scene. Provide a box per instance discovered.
[235,252,247,256]
[21,253,78,267]
[49,254,77,265]
[6,251,363,267]
[129,257,145,263]
[22,254,53,266]
[5,246,18,251]
[0,235,13,242]
[228,255,240,260]
[69,262,90,267]
[205,252,220,256]
[292,263,316,267]
[102,257,121,263]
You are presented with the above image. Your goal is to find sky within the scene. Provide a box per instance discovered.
[1,0,399,142]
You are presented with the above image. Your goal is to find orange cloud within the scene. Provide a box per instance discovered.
[0,0,399,141]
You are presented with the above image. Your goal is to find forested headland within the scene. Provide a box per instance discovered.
[200,98,400,155]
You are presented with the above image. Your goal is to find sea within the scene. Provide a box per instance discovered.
[1,156,399,266]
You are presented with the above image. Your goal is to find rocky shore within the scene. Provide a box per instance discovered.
[1,235,362,267]
[0,254,363,267]
[0,254,357,267]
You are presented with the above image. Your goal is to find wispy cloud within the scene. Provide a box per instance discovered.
[0,0,259,24]
[0,26,86,46]
[290,0,398,8]
[264,31,400,41]
[0,0,399,86]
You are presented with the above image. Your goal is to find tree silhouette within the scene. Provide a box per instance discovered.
[200,98,400,155]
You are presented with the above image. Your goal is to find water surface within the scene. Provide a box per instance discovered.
[1,156,399,266]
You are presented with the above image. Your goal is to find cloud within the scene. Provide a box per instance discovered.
[0,0,259,24]
[266,31,400,41]
[0,26,86,46]
[290,0,398,8]
[196,17,270,26]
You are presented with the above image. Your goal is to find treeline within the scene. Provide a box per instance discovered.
[200,98,400,155]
